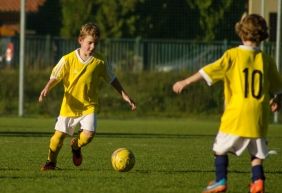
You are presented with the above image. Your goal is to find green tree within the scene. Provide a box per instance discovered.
[59,0,245,41]
[60,0,139,39]
[187,0,233,41]
[135,0,200,39]
[60,0,95,37]
[215,0,247,41]
[91,0,139,38]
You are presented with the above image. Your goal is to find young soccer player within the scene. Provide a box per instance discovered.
[173,14,282,193]
[39,23,136,171]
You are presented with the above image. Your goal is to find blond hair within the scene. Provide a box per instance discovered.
[235,14,269,43]
[79,23,100,41]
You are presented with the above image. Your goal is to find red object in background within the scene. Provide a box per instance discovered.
[5,42,14,65]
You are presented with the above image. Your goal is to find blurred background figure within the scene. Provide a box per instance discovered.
[5,42,14,69]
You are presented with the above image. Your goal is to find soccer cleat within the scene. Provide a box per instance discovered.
[249,179,264,193]
[41,161,56,171]
[71,138,83,166]
[202,179,227,193]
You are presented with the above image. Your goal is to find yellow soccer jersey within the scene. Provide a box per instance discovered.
[199,45,282,138]
[50,49,115,117]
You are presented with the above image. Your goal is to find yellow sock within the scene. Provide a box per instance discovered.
[77,131,93,148]
[48,131,65,163]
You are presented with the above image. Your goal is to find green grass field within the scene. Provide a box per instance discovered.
[0,117,281,193]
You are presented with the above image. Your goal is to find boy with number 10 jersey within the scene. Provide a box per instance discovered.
[201,46,281,138]
[173,14,282,193]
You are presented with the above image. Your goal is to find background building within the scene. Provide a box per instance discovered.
[0,0,46,36]
[249,0,279,41]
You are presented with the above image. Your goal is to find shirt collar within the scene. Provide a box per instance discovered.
[75,49,94,64]
[239,45,261,51]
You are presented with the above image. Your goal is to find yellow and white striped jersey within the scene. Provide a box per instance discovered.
[200,45,282,138]
[51,49,115,117]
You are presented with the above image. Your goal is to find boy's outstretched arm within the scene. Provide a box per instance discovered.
[111,78,136,111]
[38,78,59,103]
[173,72,203,94]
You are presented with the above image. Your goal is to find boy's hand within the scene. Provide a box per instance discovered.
[128,99,136,111]
[269,97,281,112]
[122,92,136,111]
[38,88,49,102]
[172,72,202,94]
[38,78,58,103]
[172,81,186,94]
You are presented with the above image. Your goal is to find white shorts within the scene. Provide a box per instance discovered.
[213,132,268,159]
[54,113,97,136]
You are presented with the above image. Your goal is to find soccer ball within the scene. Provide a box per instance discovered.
[111,148,135,172]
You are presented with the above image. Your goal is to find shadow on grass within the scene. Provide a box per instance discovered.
[1,168,281,176]
[0,131,215,139]
[135,169,282,174]
[0,167,281,180]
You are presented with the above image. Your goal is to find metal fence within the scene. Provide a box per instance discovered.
[0,36,278,72]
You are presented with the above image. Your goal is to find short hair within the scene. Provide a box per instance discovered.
[235,14,269,42]
[79,23,100,41]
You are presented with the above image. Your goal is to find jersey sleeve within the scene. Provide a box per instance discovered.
[50,56,67,81]
[268,57,282,94]
[199,51,231,86]
[103,59,116,83]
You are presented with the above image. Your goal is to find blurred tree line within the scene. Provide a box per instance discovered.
[27,0,246,41]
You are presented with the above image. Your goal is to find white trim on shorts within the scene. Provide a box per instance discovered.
[54,113,97,136]
[212,132,268,159]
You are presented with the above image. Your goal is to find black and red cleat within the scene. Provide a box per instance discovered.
[71,138,83,166]
[41,161,56,171]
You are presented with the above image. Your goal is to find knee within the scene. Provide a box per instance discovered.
[82,130,95,140]
[251,156,263,166]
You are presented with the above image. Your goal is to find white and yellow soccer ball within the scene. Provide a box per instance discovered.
[111,148,135,172]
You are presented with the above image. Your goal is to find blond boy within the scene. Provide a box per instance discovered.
[39,23,136,170]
